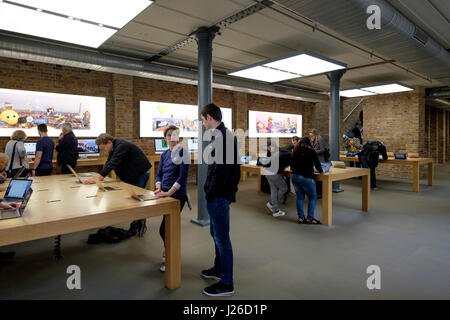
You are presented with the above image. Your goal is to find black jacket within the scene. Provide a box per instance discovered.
[56,131,78,165]
[358,140,388,167]
[263,149,291,175]
[99,139,151,185]
[204,122,241,202]
[291,147,323,179]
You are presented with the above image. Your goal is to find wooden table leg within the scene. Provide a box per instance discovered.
[322,177,332,226]
[165,202,181,290]
[428,161,434,186]
[362,172,370,211]
[241,169,246,181]
[413,163,420,192]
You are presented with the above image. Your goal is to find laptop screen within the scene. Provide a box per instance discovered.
[5,179,33,199]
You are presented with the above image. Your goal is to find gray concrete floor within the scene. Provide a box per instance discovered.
[1,163,449,300]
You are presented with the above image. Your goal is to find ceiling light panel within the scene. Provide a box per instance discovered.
[0,2,117,47]
[265,54,346,76]
[340,89,377,98]
[229,66,300,83]
[363,83,414,94]
[7,0,153,28]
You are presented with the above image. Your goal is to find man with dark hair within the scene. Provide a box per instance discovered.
[32,124,54,176]
[200,103,240,297]
[56,123,78,174]
[85,133,152,236]
[351,121,363,144]
[358,140,388,190]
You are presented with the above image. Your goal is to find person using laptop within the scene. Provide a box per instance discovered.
[31,124,55,176]
[5,130,29,178]
[84,133,151,236]
[56,123,78,174]
[153,125,190,272]
[0,152,22,261]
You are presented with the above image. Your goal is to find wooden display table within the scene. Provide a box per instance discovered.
[241,161,370,226]
[0,175,181,290]
[340,156,434,192]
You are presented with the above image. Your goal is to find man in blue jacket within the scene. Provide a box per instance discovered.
[200,103,241,297]
[56,123,78,174]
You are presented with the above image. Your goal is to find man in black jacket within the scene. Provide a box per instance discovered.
[358,140,388,190]
[85,133,152,235]
[56,123,78,174]
[200,104,240,297]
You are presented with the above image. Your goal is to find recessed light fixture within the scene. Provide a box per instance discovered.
[0,0,153,48]
[340,83,414,97]
[228,50,346,83]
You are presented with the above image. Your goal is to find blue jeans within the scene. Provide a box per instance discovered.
[359,154,377,188]
[207,197,233,285]
[292,174,317,221]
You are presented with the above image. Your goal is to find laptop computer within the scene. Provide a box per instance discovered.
[3,179,33,202]
[121,182,156,201]
[240,155,252,164]
[66,164,87,183]
[94,176,120,192]
[256,157,270,166]
[0,187,33,220]
[314,162,332,173]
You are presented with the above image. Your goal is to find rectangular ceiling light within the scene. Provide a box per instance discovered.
[362,83,414,94]
[7,0,153,29]
[230,66,300,83]
[228,50,346,83]
[340,89,377,98]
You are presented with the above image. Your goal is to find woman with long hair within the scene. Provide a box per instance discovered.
[291,136,324,224]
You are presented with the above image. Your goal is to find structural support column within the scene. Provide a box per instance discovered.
[191,26,219,227]
[327,70,346,192]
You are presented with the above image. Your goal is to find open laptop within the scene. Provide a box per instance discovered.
[121,182,156,201]
[240,155,252,164]
[94,176,120,192]
[66,164,85,183]
[0,187,33,220]
[3,179,33,202]
[0,188,33,220]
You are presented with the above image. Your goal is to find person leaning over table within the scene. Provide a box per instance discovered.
[84,133,152,236]
[291,136,324,225]
[31,124,55,177]
[153,125,190,273]
[0,153,23,262]
[5,130,29,178]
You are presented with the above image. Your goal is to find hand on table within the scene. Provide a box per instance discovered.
[83,179,96,184]
[155,191,170,198]
[0,171,7,179]
[0,201,20,210]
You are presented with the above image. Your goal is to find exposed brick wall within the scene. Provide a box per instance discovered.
[0,57,315,172]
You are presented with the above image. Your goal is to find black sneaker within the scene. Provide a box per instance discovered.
[203,282,234,297]
[201,268,221,281]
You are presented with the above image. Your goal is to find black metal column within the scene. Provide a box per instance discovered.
[191,26,219,227]
[327,70,346,192]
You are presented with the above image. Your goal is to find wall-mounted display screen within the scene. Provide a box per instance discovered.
[155,138,169,153]
[140,101,232,137]
[248,110,302,138]
[0,88,106,137]
[187,138,198,152]
[24,142,36,155]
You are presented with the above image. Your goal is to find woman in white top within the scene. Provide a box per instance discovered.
[5,130,29,177]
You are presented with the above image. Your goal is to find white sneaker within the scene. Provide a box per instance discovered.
[266,202,274,212]
[160,263,165,272]
[272,210,286,217]
[162,251,166,263]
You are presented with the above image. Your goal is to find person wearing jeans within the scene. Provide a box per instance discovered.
[290,136,324,224]
[263,140,290,217]
[200,103,241,297]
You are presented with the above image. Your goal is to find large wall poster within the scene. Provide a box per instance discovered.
[140,101,232,137]
[0,88,106,137]
[248,110,302,138]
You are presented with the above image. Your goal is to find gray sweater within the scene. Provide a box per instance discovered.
[5,139,29,171]
[312,136,327,163]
